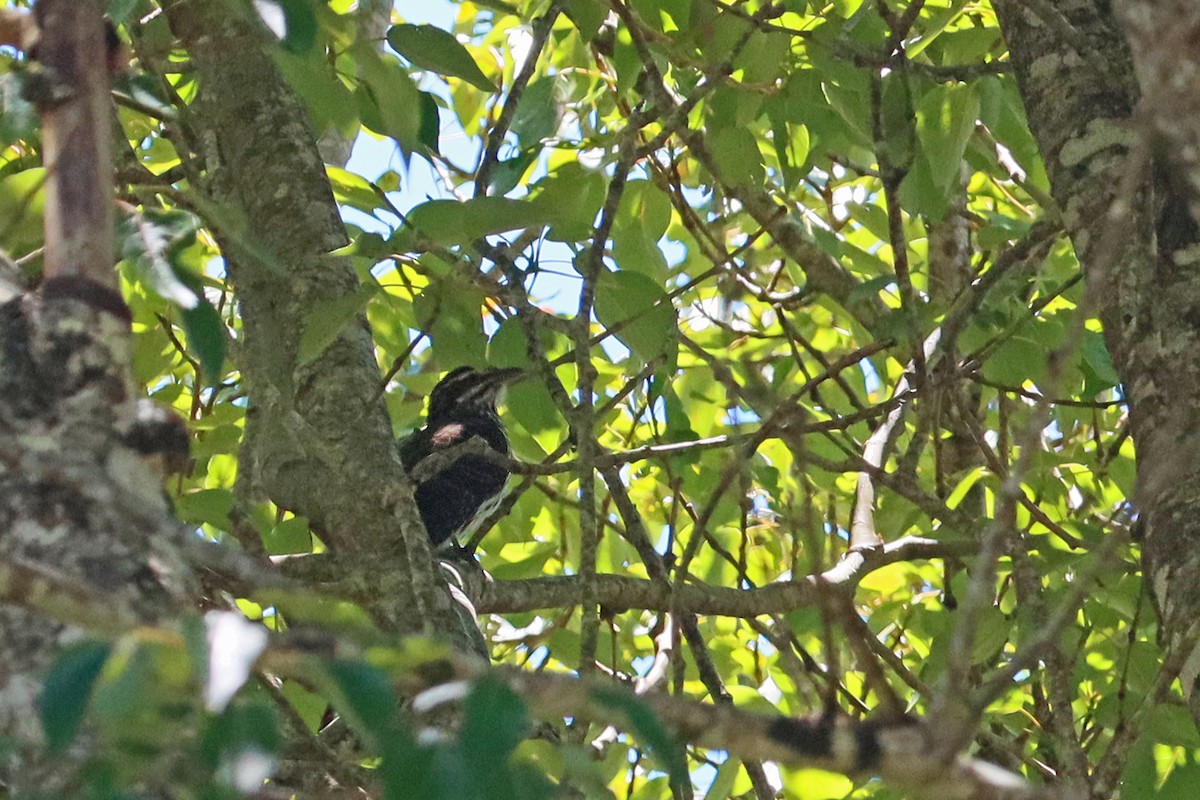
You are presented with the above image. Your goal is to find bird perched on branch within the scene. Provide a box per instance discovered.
[399,366,524,548]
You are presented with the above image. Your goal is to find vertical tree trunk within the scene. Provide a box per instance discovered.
[0,1,194,789]
[994,1,1200,723]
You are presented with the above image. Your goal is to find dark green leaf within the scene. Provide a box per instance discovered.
[324,661,397,742]
[488,150,538,197]
[181,296,228,385]
[201,702,281,767]
[379,726,440,800]
[39,641,111,754]
[387,24,495,92]
[562,0,607,40]
[106,0,139,23]
[1078,329,1120,393]
[418,91,441,154]
[459,675,528,769]
[113,72,178,121]
[276,0,318,53]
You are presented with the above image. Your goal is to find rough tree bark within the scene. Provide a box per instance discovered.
[0,1,194,790]
[993,0,1200,724]
[159,2,474,647]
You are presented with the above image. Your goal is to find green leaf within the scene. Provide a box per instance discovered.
[590,686,688,786]
[418,91,441,154]
[298,284,379,365]
[181,296,228,385]
[1118,734,1156,800]
[0,167,46,255]
[119,209,203,310]
[971,605,1011,664]
[1157,762,1200,800]
[327,167,385,214]
[562,0,607,40]
[1079,329,1120,393]
[980,336,1046,387]
[386,24,495,92]
[702,757,741,800]
[488,150,538,197]
[274,48,358,138]
[877,72,916,170]
[355,44,424,154]
[261,516,313,556]
[782,768,854,800]
[400,197,548,246]
[324,660,397,742]
[532,163,606,243]
[39,641,111,754]
[594,269,677,362]
[176,488,235,528]
[510,79,561,148]
[707,126,765,188]
[281,681,327,733]
[274,0,318,53]
[913,83,980,202]
[459,675,528,770]
[413,279,488,367]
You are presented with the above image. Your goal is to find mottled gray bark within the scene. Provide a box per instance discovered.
[993,0,1200,723]
[0,286,196,791]
[0,2,196,789]
[160,2,470,645]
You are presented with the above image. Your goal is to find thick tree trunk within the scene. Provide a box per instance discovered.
[0,2,194,789]
[993,1,1200,722]
[160,2,473,646]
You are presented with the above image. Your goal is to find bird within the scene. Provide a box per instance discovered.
[398,366,524,548]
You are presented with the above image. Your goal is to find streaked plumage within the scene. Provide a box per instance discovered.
[399,366,522,547]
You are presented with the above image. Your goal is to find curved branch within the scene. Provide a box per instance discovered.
[475,536,976,615]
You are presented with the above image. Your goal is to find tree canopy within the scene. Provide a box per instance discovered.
[1,1,1199,799]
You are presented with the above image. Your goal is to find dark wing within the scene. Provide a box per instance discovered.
[398,419,510,545]
[413,455,509,545]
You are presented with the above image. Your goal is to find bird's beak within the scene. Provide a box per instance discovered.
[487,367,526,386]
[486,367,526,403]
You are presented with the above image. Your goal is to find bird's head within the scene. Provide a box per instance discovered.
[427,366,525,422]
